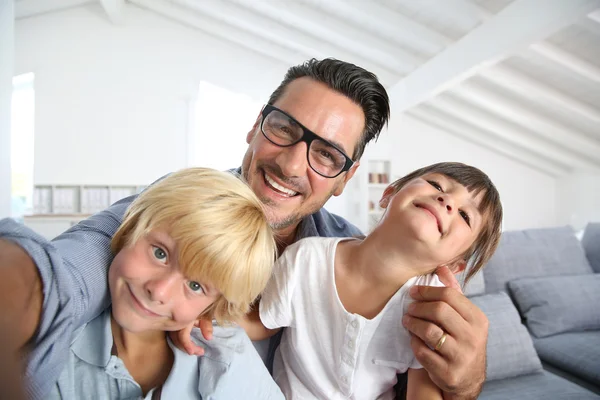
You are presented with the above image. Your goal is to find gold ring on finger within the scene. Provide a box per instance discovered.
[434,332,448,352]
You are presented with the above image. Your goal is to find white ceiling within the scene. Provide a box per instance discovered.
[15,0,600,177]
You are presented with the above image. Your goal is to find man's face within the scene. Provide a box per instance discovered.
[242,77,364,233]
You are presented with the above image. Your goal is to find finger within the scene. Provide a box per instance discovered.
[409,334,450,386]
[177,324,205,356]
[409,286,475,323]
[402,314,450,355]
[434,265,463,294]
[406,301,469,338]
[198,319,214,340]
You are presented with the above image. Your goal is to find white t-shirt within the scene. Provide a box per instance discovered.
[260,237,444,400]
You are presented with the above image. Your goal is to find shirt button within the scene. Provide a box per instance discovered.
[348,340,355,349]
[341,376,348,383]
[351,320,358,328]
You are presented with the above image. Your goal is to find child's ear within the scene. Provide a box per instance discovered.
[379,185,396,209]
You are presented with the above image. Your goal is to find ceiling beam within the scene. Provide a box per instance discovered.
[309,0,451,57]
[388,0,600,113]
[280,0,425,71]
[129,0,304,66]
[100,0,124,24]
[430,94,600,171]
[479,64,600,122]
[406,108,569,178]
[159,0,399,84]
[530,42,600,82]
[15,0,95,19]
[220,0,401,83]
[452,80,600,160]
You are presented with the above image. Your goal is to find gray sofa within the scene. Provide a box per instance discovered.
[465,223,600,399]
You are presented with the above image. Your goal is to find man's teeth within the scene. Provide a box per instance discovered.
[265,174,298,196]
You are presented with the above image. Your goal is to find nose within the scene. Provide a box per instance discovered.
[276,142,309,177]
[144,272,178,305]
[437,194,454,213]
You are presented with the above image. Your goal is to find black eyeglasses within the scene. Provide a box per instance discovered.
[260,104,355,178]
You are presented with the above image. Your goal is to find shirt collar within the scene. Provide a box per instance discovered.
[71,308,114,367]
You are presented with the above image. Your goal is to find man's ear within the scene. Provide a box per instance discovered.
[246,109,263,144]
[378,184,397,209]
[333,161,360,197]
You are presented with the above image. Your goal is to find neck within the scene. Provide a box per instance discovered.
[274,224,299,254]
[110,315,168,358]
[344,229,437,290]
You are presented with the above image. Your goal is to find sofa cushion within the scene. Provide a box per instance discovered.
[480,371,600,400]
[470,292,542,381]
[582,223,600,273]
[483,226,593,293]
[508,274,600,337]
[534,332,600,387]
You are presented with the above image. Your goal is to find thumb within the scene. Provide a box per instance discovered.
[434,265,464,294]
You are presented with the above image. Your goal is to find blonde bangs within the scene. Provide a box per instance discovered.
[111,168,276,323]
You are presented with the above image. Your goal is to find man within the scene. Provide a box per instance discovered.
[0,58,488,399]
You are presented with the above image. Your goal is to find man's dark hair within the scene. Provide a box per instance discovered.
[267,58,390,160]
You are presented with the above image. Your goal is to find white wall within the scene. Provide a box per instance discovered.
[15,5,569,231]
[15,4,290,186]
[557,173,600,230]
[340,114,559,231]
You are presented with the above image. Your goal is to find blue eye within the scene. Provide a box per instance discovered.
[188,281,204,294]
[152,246,167,263]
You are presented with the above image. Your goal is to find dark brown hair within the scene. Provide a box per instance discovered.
[268,58,390,160]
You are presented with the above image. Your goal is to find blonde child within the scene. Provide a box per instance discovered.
[240,162,503,399]
[0,168,284,399]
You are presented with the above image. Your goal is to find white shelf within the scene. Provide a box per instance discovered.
[32,184,144,216]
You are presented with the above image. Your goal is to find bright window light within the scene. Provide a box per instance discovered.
[11,72,35,217]
[191,81,264,171]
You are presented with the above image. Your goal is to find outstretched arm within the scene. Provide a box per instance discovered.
[0,195,134,397]
[403,266,487,400]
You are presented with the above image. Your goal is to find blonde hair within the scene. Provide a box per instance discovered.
[388,162,503,286]
[111,168,276,323]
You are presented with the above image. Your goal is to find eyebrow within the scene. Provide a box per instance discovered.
[281,108,353,157]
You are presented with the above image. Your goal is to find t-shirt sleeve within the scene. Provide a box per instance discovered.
[259,244,300,330]
[408,273,446,370]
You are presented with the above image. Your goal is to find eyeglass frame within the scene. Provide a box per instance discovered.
[259,104,355,178]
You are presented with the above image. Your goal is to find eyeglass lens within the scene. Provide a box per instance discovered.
[262,110,348,177]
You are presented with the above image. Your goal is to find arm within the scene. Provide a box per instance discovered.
[0,238,43,351]
[0,238,42,399]
[402,266,487,400]
[237,306,281,341]
[407,368,443,400]
[0,195,134,397]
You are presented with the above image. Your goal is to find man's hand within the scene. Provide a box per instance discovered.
[402,266,488,400]
[168,319,214,356]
